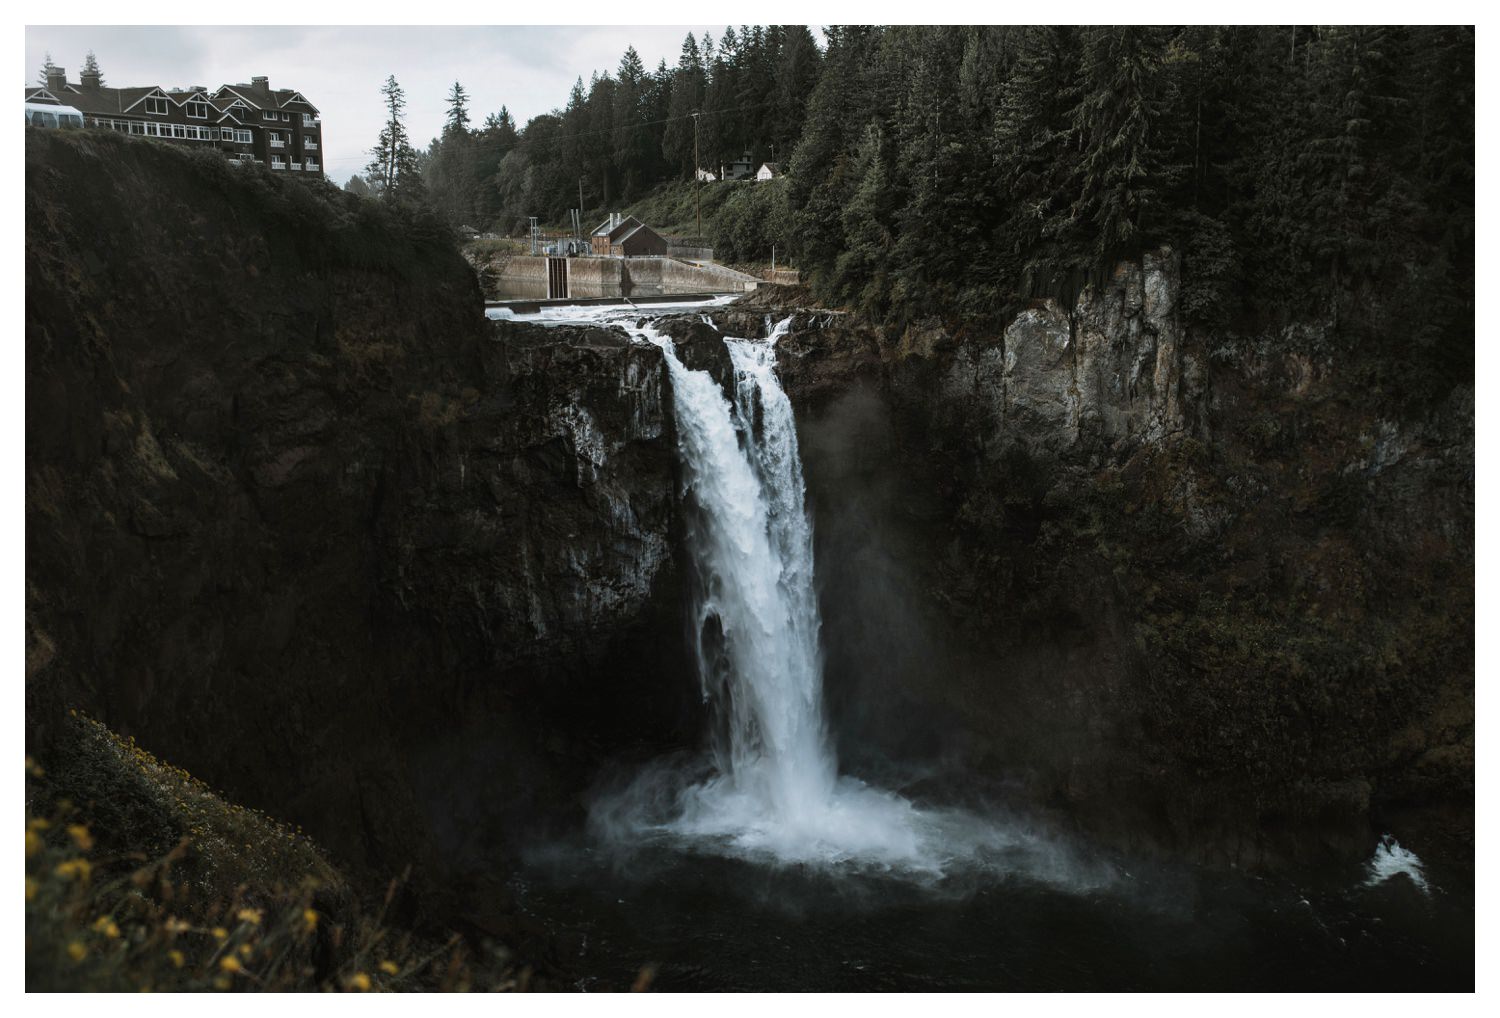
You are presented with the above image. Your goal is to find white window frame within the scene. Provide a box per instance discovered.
[144,96,168,116]
[186,101,209,119]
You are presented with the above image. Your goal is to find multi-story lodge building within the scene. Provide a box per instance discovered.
[25,66,323,179]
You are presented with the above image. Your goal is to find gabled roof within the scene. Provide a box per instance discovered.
[25,87,62,105]
[119,86,171,114]
[166,89,212,106]
[212,82,319,115]
[44,83,162,117]
[614,223,665,247]
[606,216,644,242]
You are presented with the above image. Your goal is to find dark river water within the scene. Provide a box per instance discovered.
[506,832,1473,992]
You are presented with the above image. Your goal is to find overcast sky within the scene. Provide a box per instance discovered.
[24,26,756,182]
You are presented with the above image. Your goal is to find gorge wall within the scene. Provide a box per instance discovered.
[759,253,1473,871]
[25,131,700,925]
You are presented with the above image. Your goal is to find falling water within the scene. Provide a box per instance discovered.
[592,314,1103,884]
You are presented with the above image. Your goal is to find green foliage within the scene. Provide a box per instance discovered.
[711,179,788,263]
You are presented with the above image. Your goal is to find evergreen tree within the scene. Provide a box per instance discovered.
[445,81,470,134]
[37,51,55,86]
[663,34,706,177]
[82,50,103,85]
[366,75,424,202]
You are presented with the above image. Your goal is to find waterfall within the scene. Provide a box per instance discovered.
[589,309,1108,886]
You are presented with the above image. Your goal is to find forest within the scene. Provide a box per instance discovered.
[379,26,1470,378]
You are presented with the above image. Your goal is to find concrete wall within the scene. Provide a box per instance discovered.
[667,243,715,262]
[496,255,757,297]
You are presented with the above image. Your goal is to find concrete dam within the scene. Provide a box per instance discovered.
[492,255,761,301]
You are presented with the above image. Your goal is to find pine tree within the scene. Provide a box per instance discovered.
[663,33,706,176]
[82,50,103,85]
[366,75,423,202]
[445,81,470,134]
[37,51,55,86]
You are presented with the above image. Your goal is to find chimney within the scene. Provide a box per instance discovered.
[46,66,66,92]
[80,68,100,90]
[250,75,269,89]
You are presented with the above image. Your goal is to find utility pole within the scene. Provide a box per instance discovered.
[578,175,585,228]
[692,111,702,238]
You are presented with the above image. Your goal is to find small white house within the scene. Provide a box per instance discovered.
[695,167,718,182]
[755,162,780,182]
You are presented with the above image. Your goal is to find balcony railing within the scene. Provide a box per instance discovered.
[303,139,318,151]
[302,114,319,127]
[305,161,320,172]
[290,162,302,171]
[270,159,286,170]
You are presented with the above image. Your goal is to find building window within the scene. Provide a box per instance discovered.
[263,110,278,122]
[186,101,208,119]
[303,138,318,151]
[172,124,188,139]
[144,96,168,115]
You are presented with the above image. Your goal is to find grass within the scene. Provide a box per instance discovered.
[25,712,532,992]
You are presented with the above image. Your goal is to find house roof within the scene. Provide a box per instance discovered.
[213,82,319,115]
[32,77,318,118]
[758,162,780,173]
[614,223,664,247]
[607,216,644,242]
[45,84,161,117]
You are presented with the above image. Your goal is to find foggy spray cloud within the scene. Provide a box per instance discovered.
[579,312,1112,891]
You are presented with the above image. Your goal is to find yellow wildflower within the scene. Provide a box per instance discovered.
[235,907,262,925]
[213,975,231,990]
[26,877,38,901]
[54,858,92,882]
[301,908,319,933]
[67,941,87,961]
[379,960,399,976]
[28,817,50,831]
[164,917,191,934]
[347,972,371,992]
[26,830,42,858]
[168,950,185,968]
[92,916,120,938]
[67,824,93,851]
[219,956,242,973]
[211,926,228,940]
[238,943,253,958]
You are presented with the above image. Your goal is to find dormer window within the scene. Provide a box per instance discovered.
[144,96,168,115]
[263,110,277,122]
[186,101,208,118]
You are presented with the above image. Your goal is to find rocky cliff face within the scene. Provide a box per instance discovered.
[25,131,696,923]
[758,252,1472,871]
